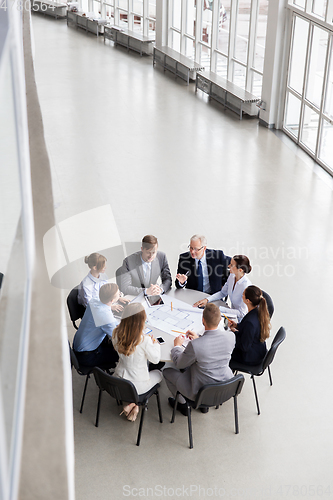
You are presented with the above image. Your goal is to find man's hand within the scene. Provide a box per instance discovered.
[174,335,185,347]
[118,296,130,305]
[193,298,208,308]
[186,330,199,340]
[146,284,162,295]
[111,303,124,313]
[176,273,188,285]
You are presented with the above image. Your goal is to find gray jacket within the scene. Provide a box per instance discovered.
[116,251,172,296]
[171,328,236,401]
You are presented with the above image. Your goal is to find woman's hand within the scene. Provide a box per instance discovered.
[228,319,238,332]
[193,298,208,308]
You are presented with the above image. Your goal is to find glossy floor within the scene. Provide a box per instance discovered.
[32,14,333,500]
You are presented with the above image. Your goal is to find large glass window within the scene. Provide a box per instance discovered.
[284,91,302,138]
[283,11,333,175]
[253,0,268,72]
[305,26,328,108]
[234,0,250,64]
[166,0,268,96]
[288,16,309,95]
[217,0,230,56]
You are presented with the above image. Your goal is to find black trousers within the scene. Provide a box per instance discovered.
[75,336,119,369]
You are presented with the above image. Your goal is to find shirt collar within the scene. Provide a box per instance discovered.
[140,255,152,268]
[195,251,206,265]
[88,272,100,283]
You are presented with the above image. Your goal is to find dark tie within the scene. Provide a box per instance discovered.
[197,260,203,292]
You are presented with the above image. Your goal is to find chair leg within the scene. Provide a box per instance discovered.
[268,365,273,386]
[171,392,179,423]
[233,396,239,434]
[95,390,102,427]
[136,402,147,446]
[80,374,90,413]
[155,390,163,423]
[251,375,260,415]
[187,405,193,449]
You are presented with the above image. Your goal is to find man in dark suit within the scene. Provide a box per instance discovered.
[116,235,172,296]
[175,235,230,295]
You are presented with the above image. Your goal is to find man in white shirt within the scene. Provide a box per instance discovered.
[116,235,172,296]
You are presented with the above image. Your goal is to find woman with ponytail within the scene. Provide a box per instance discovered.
[229,285,271,365]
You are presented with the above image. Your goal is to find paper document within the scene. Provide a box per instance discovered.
[145,295,203,337]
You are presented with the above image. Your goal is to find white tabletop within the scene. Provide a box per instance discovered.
[124,288,229,362]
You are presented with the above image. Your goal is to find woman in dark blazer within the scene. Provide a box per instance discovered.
[229,285,271,365]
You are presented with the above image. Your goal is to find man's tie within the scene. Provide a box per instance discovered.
[197,260,203,292]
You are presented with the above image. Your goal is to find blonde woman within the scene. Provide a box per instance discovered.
[112,303,162,421]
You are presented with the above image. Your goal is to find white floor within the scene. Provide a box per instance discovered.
[32,14,333,500]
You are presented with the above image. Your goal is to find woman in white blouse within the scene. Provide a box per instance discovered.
[112,303,163,421]
[78,253,109,307]
[193,255,252,320]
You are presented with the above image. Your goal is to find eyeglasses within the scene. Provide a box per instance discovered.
[188,245,204,252]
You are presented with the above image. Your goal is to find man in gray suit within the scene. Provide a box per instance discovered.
[164,303,235,415]
[116,235,172,296]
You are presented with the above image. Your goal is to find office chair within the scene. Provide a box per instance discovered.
[69,343,95,413]
[0,272,3,289]
[93,367,163,446]
[67,286,86,329]
[262,290,274,318]
[229,326,286,415]
[171,374,245,449]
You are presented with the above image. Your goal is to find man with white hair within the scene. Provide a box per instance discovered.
[175,235,230,294]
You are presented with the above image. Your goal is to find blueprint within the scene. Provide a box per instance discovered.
[145,295,204,337]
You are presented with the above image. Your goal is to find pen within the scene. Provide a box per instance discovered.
[171,329,186,334]
[171,302,173,311]
[222,313,231,322]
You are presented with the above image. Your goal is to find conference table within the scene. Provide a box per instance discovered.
[125,288,230,362]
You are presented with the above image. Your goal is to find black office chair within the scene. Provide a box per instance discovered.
[93,367,163,446]
[229,326,286,415]
[67,286,86,329]
[69,343,95,413]
[171,374,245,449]
[0,272,4,290]
[262,290,274,318]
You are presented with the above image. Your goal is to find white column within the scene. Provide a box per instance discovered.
[156,0,168,46]
[259,0,289,127]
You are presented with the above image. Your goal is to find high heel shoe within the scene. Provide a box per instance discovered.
[126,405,139,422]
[120,403,135,417]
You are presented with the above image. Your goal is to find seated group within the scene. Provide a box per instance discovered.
[73,234,271,420]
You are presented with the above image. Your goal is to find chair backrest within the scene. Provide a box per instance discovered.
[262,327,286,372]
[194,374,245,409]
[67,287,86,326]
[93,367,139,404]
[69,342,80,371]
[262,290,274,318]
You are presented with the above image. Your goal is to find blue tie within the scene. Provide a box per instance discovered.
[197,260,203,292]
